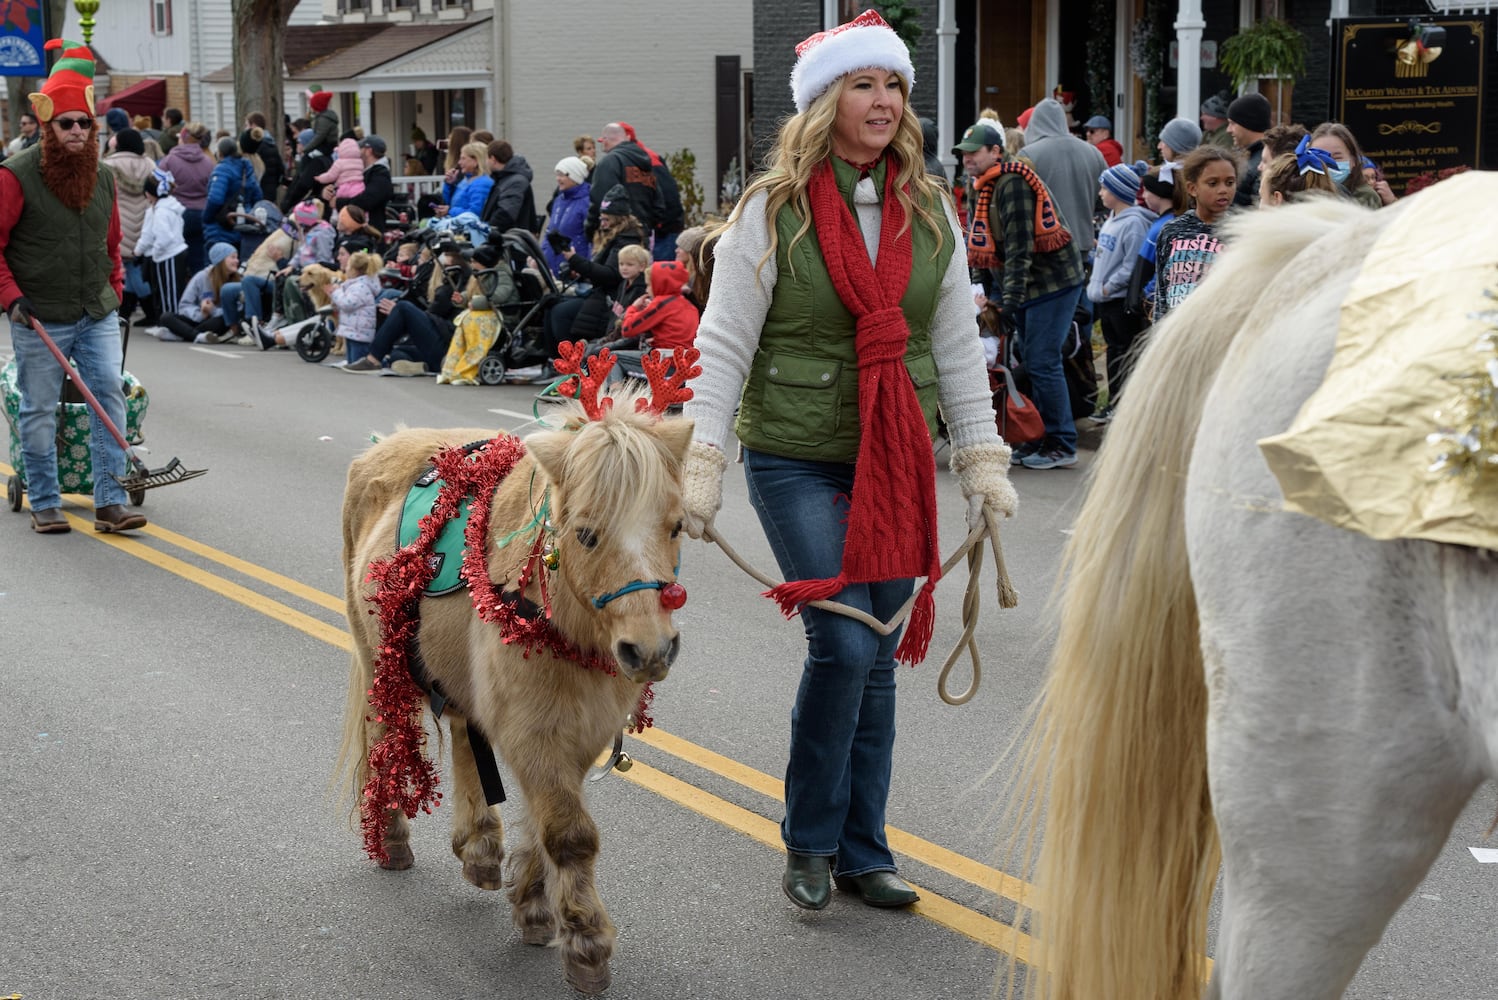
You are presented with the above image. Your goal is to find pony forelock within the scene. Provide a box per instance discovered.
[535,387,685,533]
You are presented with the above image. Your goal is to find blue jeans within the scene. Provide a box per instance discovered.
[238,275,273,320]
[1015,283,1083,453]
[744,449,913,877]
[12,311,130,510]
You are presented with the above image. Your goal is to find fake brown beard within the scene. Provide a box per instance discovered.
[39,123,101,212]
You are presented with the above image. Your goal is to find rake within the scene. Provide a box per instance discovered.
[27,315,208,494]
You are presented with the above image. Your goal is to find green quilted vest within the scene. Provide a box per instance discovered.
[0,144,120,323]
[735,157,954,463]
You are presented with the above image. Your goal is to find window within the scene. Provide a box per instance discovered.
[340,0,371,12]
[151,0,171,35]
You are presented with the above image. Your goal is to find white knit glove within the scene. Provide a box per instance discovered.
[681,440,729,540]
[951,442,1018,532]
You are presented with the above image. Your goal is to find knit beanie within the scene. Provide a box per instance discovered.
[292,200,324,228]
[1100,162,1144,204]
[1200,94,1230,120]
[104,107,129,133]
[208,242,235,267]
[789,9,914,114]
[113,128,144,155]
[29,38,96,122]
[298,128,315,149]
[1159,117,1203,156]
[309,91,332,114]
[1227,92,1272,133]
[554,155,588,185]
[599,184,633,218]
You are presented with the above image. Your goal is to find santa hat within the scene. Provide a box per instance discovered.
[29,38,96,123]
[790,9,914,114]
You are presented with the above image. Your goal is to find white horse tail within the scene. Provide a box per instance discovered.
[1005,199,1368,999]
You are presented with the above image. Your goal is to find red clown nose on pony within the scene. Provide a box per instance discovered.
[335,344,698,995]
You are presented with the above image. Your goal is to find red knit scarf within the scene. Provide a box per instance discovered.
[965,161,1072,270]
[764,159,941,665]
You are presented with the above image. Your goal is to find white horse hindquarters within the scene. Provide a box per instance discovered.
[1186,246,1487,1000]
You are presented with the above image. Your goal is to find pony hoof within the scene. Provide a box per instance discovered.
[463,859,505,891]
[520,923,553,946]
[564,960,611,995]
[380,843,415,870]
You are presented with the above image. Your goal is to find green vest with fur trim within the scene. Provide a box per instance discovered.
[0,143,120,323]
[734,157,953,463]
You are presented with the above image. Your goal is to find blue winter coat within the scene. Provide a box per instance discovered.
[542,182,591,276]
[443,173,494,218]
[202,155,264,250]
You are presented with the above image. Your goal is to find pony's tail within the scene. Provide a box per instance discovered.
[332,453,382,821]
[1003,201,1362,1000]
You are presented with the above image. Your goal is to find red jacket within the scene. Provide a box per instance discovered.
[1095,138,1123,167]
[620,261,698,351]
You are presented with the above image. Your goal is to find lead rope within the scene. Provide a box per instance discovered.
[703,508,1017,706]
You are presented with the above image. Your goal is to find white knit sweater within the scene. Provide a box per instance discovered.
[683,178,1001,456]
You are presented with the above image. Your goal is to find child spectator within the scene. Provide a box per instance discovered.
[330,250,381,364]
[156,242,239,343]
[1128,162,1186,325]
[1259,136,1339,208]
[437,293,501,385]
[316,137,367,202]
[234,210,298,346]
[135,169,190,337]
[1087,163,1157,421]
[618,260,697,351]
[291,199,335,267]
[1153,146,1238,323]
[607,243,652,334]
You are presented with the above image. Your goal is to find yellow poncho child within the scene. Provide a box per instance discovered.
[438,294,501,385]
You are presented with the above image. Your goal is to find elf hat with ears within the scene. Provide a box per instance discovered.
[29,38,97,123]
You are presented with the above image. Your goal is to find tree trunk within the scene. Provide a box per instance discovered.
[231,0,299,140]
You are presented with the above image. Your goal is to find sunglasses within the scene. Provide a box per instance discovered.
[53,116,92,131]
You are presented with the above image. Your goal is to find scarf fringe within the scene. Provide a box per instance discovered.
[766,574,847,618]
[894,579,937,665]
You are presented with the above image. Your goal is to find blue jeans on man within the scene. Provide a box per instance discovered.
[1015,283,1083,455]
[743,448,913,877]
[12,311,130,511]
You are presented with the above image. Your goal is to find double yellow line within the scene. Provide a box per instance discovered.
[7,462,1033,960]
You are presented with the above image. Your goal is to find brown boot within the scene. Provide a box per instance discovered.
[94,504,147,533]
[30,507,71,534]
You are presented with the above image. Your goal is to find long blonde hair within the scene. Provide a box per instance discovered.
[726,73,948,278]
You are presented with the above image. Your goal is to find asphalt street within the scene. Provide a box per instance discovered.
[2,320,1495,1000]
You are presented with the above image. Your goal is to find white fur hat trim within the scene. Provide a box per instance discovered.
[790,9,915,114]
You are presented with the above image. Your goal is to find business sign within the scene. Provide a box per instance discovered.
[1169,41,1218,69]
[1331,16,1489,196]
[0,0,46,77]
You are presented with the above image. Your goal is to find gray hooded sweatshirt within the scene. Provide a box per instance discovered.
[1020,99,1108,253]
[1087,204,1158,303]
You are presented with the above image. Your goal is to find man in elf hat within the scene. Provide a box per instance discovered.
[0,38,144,535]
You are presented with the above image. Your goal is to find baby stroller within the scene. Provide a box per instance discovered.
[475,228,568,386]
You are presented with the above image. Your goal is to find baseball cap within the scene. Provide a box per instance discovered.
[1084,115,1112,131]
[952,121,1004,154]
[357,134,387,157]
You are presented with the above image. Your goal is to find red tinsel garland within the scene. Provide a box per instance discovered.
[359,434,653,865]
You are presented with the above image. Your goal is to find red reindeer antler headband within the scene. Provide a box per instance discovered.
[552,341,699,420]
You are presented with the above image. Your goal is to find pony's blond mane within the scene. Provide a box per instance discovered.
[1002,196,1379,1000]
[539,388,687,534]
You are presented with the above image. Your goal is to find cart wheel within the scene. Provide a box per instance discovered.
[7,474,21,512]
[128,488,146,507]
[478,355,507,386]
[296,322,332,363]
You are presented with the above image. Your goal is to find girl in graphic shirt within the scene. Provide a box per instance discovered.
[1153,146,1239,322]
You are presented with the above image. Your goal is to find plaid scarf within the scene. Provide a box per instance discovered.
[763,158,941,665]
[966,160,1072,269]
